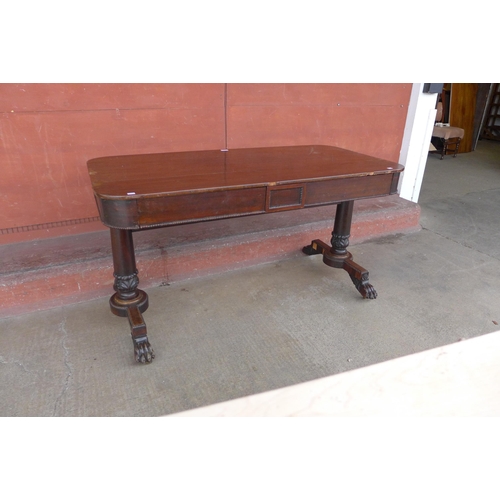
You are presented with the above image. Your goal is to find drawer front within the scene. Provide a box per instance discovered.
[305,174,395,207]
[137,187,267,227]
[266,184,306,212]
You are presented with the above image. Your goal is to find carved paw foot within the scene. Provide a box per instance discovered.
[360,282,377,299]
[350,275,377,299]
[134,339,155,364]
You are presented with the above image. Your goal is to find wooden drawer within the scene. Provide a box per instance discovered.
[266,184,306,212]
[137,187,267,227]
[305,174,395,207]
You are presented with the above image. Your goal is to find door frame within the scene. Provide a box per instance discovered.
[398,83,439,203]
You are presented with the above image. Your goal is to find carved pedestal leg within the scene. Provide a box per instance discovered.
[302,201,377,299]
[109,228,154,363]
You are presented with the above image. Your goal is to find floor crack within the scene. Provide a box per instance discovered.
[52,316,73,417]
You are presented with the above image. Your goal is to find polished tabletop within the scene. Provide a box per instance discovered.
[87,145,404,199]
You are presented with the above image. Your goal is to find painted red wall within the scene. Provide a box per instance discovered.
[227,84,410,158]
[0,83,411,244]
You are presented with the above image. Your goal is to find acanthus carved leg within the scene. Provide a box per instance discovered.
[113,271,140,300]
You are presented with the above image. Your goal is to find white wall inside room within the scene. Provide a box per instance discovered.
[398,83,439,203]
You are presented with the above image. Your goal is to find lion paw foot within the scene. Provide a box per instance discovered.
[134,339,155,364]
[359,282,377,299]
[350,275,377,299]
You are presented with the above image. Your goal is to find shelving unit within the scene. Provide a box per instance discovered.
[481,83,500,141]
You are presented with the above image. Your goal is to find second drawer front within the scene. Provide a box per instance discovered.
[305,175,394,206]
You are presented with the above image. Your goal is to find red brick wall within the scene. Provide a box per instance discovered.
[0,83,411,244]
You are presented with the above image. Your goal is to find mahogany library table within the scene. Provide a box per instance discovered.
[87,145,404,364]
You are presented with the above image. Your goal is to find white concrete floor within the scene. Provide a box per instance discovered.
[1,140,500,416]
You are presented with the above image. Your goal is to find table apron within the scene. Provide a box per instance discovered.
[96,172,399,230]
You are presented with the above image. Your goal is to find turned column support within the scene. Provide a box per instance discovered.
[109,228,153,363]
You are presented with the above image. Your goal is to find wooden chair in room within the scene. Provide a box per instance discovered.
[431,102,465,160]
